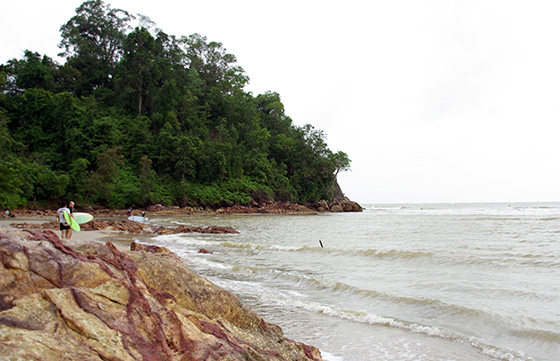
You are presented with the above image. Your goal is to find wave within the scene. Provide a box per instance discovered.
[229,263,497,318]
[453,252,560,269]
[511,328,560,343]
[468,338,536,361]
[358,248,434,259]
[267,292,534,361]
[227,240,557,267]
[158,234,436,261]
[210,270,539,361]
[209,238,437,261]
[158,237,544,361]
[320,350,344,361]
[363,203,560,217]
[365,206,405,211]
[149,233,560,275]
[218,241,305,252]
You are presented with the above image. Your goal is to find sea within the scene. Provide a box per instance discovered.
[133,202,560,361]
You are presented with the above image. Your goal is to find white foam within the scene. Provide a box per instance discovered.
[210,277,271,297]
[364,203,560,217]
[270,296,458,342]
[468,337,536,361]
[320,350,344,361]
[185,255,232,270]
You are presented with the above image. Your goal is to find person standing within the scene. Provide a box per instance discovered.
[67,201,75,239]
[57,201,71,239]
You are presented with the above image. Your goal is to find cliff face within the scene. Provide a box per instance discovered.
[0,227,322,361]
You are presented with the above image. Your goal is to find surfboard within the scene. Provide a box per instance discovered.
[128,215,149,222]
[73,212,93,224]
[63,211,80,232]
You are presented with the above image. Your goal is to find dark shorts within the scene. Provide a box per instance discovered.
[60,223,70,230]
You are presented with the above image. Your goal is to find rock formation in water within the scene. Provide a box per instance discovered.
[0,227,322,360]
[311,198,363,213]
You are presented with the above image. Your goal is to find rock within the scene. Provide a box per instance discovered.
[130,241,172,254]
[10,220,240,235]
[0,226,322,360]
[330,204,344,212]
[223,201,316,214]
[327,197,363,213]
[155,225,239,235]
[306,198,362,213]
[316,200,330,212]
[147,204,166,212]
[348,201,363,212]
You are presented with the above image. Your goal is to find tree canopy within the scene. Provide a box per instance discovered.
[0,0,351,210]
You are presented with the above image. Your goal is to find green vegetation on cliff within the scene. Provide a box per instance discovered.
[0,0,350,210]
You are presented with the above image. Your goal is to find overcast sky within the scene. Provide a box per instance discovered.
[3,0,560,204]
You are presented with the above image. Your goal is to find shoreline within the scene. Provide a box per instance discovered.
[1,198,363,220]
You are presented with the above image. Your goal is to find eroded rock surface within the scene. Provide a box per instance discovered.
[0,227,322,360]
[10,220,239,235]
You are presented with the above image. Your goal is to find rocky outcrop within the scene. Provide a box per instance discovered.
[10,220,239,235]
[329,198,363,213]
[220,199,363,214]
[307,197,363,213]
[7,197,362,219]
[0,227,322,361]
[219,202,316,214]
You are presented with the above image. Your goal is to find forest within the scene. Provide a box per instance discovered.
[0,0,351,210]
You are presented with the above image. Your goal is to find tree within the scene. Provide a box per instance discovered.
[4,51,57,94]
[86,147,124,205]
[327,151,351,196]
[0,157,28,209]
[59,0,134,95]
[119,27,158,115]
[183,34,249,93]
[0,112,27,208]
[151,31,189,118]
[138,155,156,205]
[67,158,91,203]
[256,91,288,134]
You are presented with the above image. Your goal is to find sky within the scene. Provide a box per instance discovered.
[2,0,560,204]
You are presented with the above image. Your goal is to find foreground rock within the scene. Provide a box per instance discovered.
[0,227,322,360]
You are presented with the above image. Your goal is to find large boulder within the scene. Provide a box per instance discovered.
[330,204,344,213]
[0,227,322,361]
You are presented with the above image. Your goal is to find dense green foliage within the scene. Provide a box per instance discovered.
[0,0,350,210]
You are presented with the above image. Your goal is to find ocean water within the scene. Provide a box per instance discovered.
[137,203,560,361]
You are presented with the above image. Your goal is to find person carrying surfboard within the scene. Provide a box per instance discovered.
[68,201,75,239]
[56,201,74,239]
